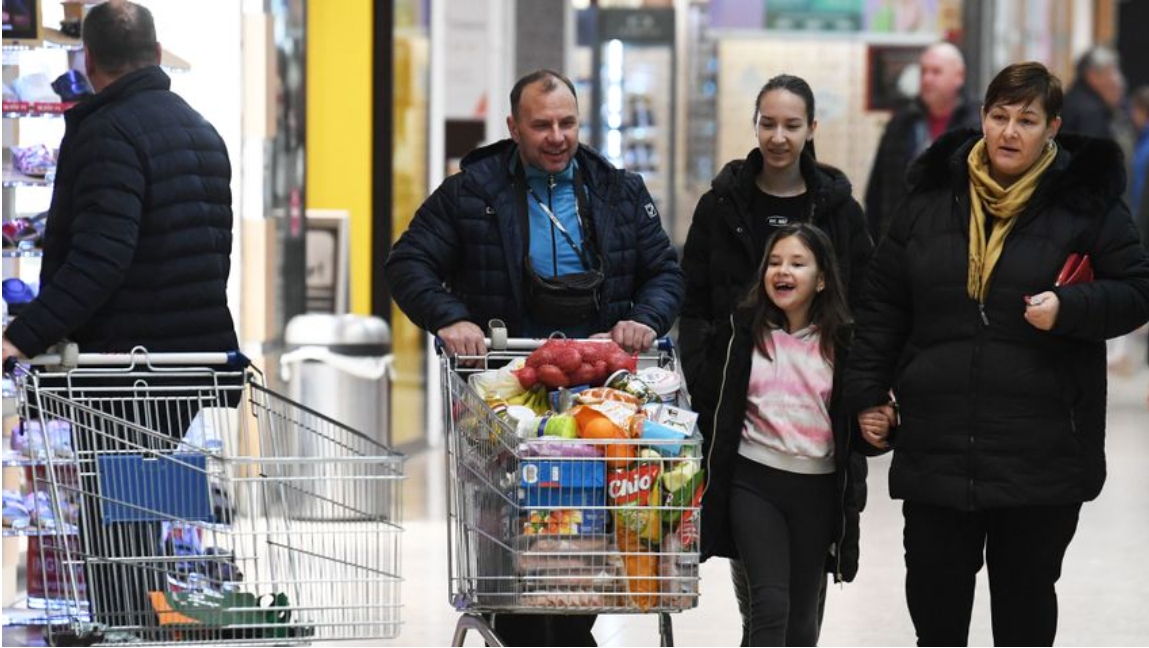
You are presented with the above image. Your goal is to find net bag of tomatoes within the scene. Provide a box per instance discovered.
[514,339,637,390]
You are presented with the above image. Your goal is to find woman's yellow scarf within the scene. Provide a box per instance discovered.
[966,138,1057,302]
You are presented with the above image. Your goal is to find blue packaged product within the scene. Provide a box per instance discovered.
[520,459,606,508]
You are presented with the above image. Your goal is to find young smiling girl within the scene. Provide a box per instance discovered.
[693,224,888,646]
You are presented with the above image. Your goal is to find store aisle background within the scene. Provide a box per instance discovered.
[380,334,1149,647]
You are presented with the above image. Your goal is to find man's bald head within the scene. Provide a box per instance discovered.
[82,0,159,76]
[919,42,967,117]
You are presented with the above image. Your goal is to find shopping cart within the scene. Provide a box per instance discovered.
[442,335,702,647]
[5,346,404,645]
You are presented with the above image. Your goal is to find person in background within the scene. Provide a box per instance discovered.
[847,61,1149,646]
[385,69,683,646]
[1063,47,1138,372]
[1,0,238,635]
[679,74,873,645]
[1131,87,1149,409]
[1128,86,1149,244]
[693,223,883,646]
[1061,46,1126,140]
[865,42,981,242]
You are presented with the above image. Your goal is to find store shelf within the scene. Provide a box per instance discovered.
[2,29,84,54]
[3,452,36,467]
[2,101,74,118]
[1,452,63,467]
[4,28,187,71]
[1,450,78,466]
[2,525,78,538]
[2,599,88,627]
[2,248,43,258]
[1,166,53,188]
[3,605,67,628]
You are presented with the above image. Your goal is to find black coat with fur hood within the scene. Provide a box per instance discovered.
[680,149,872,389]
[845,129,1149,510]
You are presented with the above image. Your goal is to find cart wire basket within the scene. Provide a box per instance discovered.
[441,335,702,647]
[5,347,404,645]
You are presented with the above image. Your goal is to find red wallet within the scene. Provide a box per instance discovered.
[1055,252,1093,287]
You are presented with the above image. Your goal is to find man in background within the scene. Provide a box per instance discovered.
[1129,86,1149,245]
[865,41,981,241]
[2,0,237,635]
[1061,46,1126,140]
[1062,47,1139,372]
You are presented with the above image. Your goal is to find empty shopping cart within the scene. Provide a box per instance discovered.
[5,347,404,645]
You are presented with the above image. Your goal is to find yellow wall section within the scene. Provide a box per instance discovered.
[306,0,373,315]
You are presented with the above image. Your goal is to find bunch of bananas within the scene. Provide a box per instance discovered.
[508,385,550,415]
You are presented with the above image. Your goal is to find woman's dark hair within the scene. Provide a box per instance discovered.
[743,223,851,364]
[753,73,818,160]
[983,62,1063,123]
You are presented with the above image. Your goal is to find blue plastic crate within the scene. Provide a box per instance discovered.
[98,453,211,524]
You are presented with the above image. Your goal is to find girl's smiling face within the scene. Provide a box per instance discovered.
[764,234,824,332]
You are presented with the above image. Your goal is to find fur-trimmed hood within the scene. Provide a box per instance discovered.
[907,128,1127,218]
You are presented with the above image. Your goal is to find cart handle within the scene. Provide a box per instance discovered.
[482,336,674,352]
[433,334,674,355]
[4,344,250,373]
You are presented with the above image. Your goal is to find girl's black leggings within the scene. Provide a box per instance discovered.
[729,456,837,647]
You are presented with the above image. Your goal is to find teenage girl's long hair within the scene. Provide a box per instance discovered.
[742,223,852,365]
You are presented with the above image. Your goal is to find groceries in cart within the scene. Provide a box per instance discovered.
[514,338,639,391]
[462,339,704,613]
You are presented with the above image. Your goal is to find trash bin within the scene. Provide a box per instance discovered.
[280,314,392,520]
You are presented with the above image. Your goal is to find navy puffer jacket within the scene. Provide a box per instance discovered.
[386,140,684,336]
[5,66,237,357]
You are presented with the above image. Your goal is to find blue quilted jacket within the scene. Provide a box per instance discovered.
[386,139,684,337]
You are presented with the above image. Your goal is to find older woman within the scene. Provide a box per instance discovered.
[846,61,1149,646]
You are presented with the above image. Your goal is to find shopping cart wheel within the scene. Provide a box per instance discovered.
[659,612,675,647]
[451,613,504,647]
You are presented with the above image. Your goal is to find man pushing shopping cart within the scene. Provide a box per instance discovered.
[386,68,684,646]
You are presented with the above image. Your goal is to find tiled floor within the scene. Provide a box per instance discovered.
[5,339,1148,647]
